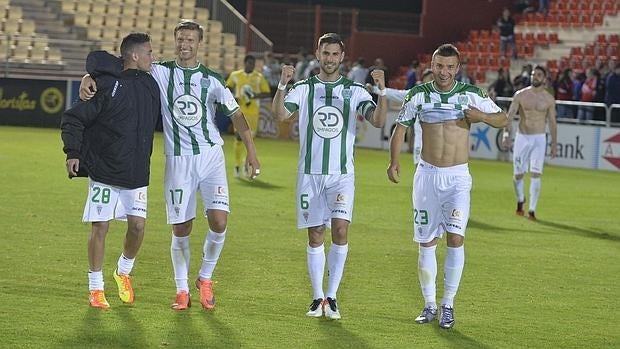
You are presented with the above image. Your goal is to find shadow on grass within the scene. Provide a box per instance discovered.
[316,318,372,349]
[55,305,147,349]
[534,219,620,242]
[433,326,492,349]
[165,309,241,348]
[469,218,619,242]
[234,177,285,190]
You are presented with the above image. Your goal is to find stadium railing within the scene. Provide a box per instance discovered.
[495,96,619,128]
[204,0,272,54]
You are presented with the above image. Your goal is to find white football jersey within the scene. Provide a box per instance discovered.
[397,81,501,126]
[150,61,240,156]
[284,75,375,175]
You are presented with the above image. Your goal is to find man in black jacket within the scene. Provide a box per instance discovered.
[61,33,160,309]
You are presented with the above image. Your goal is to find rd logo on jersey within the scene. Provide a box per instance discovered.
[312,105,344,139]
[172,94,203,127]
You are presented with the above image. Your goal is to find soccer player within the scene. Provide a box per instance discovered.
[225,54,271,178]
[80,21,261,311]
[62,33,160,309]
[387,44,508,329]
[272,33,387,320]
[502,65,557,220]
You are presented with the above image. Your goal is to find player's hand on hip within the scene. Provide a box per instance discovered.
[387,162,400,183]
[79,75,97,101]
[66,158,80,177]
[280,65,295,85]
[370,69,385,90]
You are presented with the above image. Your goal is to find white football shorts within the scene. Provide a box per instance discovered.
[165,145,230,225]
[296,173,355,229]
[82,179,147,222]
[512,133,547,175]
[412,160,472,243]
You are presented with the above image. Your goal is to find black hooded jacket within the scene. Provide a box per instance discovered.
[61,51,161,189]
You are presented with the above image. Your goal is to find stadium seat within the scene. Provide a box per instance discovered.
[45,47,63,64]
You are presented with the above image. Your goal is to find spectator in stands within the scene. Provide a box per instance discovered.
[577,68,599,122]
[339,58,352,77]
[554,68,574,118]
[513,64,533,91]
[405,60,420,89]
[538,0,550,18]
[262,51,281,96]
[347,57,369,84]
[456,63,475,85]
[497,8,517,59]
[488,68,514,99]
[605,62,620,122]
[503,65,557,221]
[294,50,311,82]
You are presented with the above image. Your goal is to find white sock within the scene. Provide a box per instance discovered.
[307,244,325,300]
[198,229,226,280]
[418,245,437,308]
[326,243,348,299]
[88,270,104,291]
[529,177,541,212]
[442,246,465,307]
[117,253,135,275]
[513,177,525,202]
[171,234,190,293]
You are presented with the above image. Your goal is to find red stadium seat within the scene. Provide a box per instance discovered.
[548,33,559,43]
[536,33,549,47]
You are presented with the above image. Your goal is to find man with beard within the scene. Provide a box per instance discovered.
[272,33,387,320]
[502,65,557,221]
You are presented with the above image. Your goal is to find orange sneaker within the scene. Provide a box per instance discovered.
[195,278,215,310]
[89,290,110,309]
[171,290,191,310]
[113,269,134,304]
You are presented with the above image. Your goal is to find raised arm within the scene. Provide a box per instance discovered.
[272,64,295,122]
[365,69,387,128]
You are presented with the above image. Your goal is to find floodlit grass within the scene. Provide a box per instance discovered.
[0,126,618,348]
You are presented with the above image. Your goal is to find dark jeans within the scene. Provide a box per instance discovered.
[500,36,518,59]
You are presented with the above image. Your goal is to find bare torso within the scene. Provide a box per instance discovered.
[516,87,554,135]
[420,119,470,167]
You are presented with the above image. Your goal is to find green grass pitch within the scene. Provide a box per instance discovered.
[0,126,618,348]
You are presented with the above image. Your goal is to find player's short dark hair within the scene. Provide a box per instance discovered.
[432,43,460,62]
[120,32,151,59]
[174,20,204,41]
[317,33,344,51]
[533,65,547,76]
[244,54,255,63]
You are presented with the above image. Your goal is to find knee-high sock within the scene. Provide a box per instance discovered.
[513,177,525,202]
[529,177,541,212]
[418,245,437,308]
[442,246,465,307]
[233,139,244,168]
[199,230,226,280]
[117,253,135,275]
[171,235,190,292]
[326,243,348,299]
[307,244,325,300]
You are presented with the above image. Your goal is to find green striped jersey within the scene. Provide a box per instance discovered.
[397,81,501,127]
[150,61,239,156]
[284,75,375,175]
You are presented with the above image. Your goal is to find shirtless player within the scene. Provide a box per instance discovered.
[502,65,557,220]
